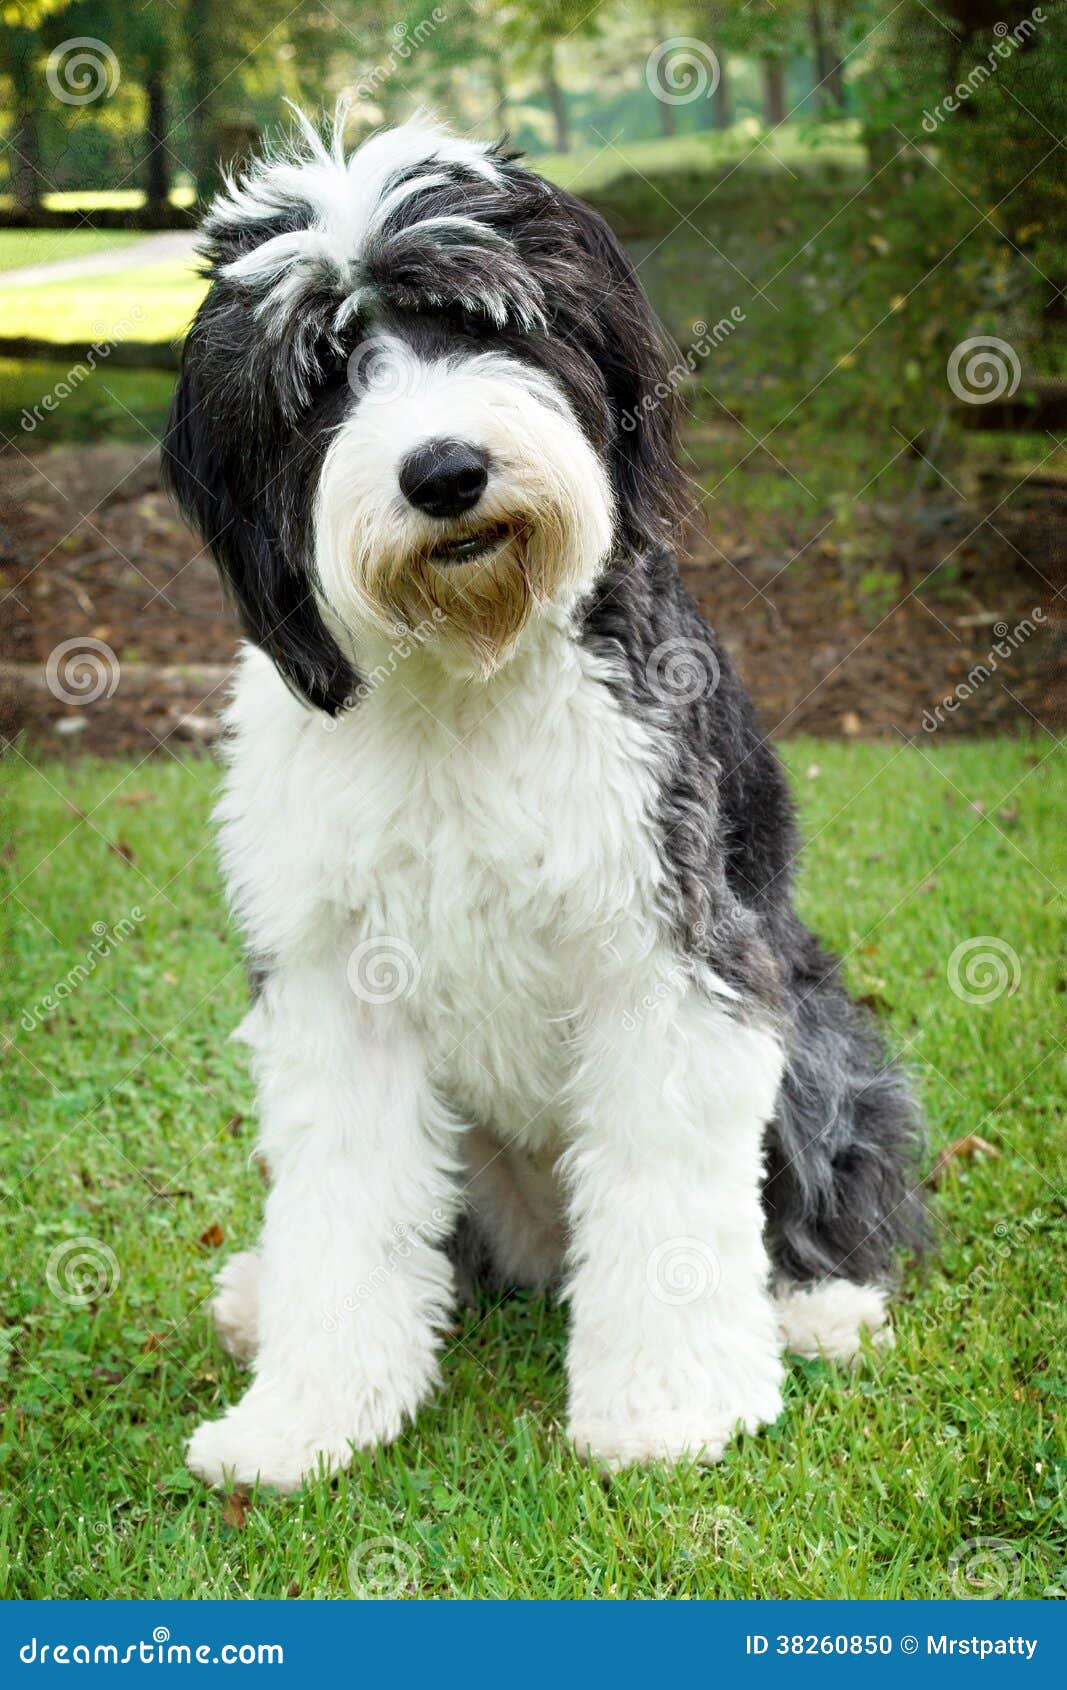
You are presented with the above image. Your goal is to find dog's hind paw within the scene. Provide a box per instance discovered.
[211,1250,260,1365]
[774,1278,893,1362]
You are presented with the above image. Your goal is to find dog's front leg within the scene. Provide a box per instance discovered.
[565,986,786,1469]
[187,960,458,1492]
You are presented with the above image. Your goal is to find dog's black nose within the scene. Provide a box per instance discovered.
[399,439,489,519]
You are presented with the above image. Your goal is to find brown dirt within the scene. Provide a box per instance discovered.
[2,443,1063,759]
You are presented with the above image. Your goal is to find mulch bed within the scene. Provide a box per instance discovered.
[2,444,1063,760]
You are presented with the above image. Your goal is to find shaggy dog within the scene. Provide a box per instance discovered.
[163,111,925,1491]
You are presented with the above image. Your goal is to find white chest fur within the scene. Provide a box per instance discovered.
[218,622,670,1145]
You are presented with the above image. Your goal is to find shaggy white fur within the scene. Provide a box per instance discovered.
[186,630,793,1489]
[774,1278,893,1361]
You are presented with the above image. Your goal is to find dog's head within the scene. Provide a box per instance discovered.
[164,111,684,709]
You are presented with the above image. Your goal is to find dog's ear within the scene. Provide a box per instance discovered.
[162,311,354,715]
[555,189,687,552]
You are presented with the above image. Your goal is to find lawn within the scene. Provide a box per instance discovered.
[0,262,207,347]
[2,738,1063,1599]
[0,230,142,273]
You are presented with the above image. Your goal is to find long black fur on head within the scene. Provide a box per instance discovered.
[162,116,687,714]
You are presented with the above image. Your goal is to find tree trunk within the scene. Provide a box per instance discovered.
[185,0,217,202]
[762,57,787,128]
[543,44,569,152]
[809,3,847,111]
[9,28,43,213]
[657,88,676,138]
[712,54,731,129]
[144,68,170,214]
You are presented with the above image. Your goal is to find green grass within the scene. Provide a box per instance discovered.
[0,359,176,445]
[0,261,206,346]
[0,230,142,273]
[531,118,866,196]
[2,739,1064,1599]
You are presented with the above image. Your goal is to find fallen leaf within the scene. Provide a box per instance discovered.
[918,877,938,893]
[841,710,862,736]
[997,805,1021,828]
[116,790,156,807]
[199,1222,224,1248]
[226,1113,244,1138]
[969,799,986,816]
[287,1581,301,1599]
[856,992,893,1016]
[927,1134,1001,1188]
[222,1490,249,1530]
[91,1366,124,1385]
[109,837,135,863]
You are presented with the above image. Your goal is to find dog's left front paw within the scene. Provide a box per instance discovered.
[187,1401,357,1493]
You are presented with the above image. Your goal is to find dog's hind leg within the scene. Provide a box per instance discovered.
[761,925,926,1358]
[211,1249,261,1366]
[449,1128,565,1305]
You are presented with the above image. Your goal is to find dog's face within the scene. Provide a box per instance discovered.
[164,114,682,709]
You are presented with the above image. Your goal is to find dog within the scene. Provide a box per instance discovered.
[163,110,926,1491]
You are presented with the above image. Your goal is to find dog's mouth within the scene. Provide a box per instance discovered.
[428,522,513,568]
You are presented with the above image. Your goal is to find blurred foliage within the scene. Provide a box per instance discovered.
[1,0,1064,548]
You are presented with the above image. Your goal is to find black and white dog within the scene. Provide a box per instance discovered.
[164,112,925,1490]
